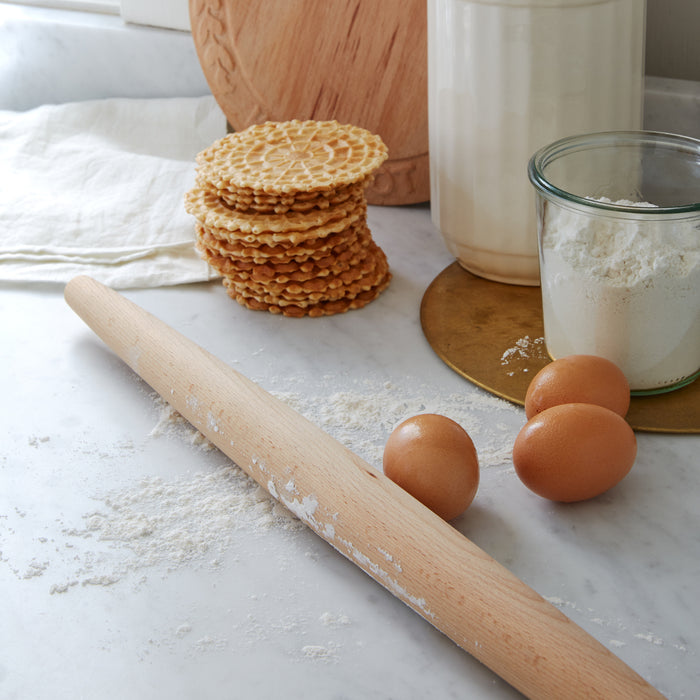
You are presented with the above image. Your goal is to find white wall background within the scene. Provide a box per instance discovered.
[646,0,700,82]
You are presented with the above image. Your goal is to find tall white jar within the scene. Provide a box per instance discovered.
[427,0,646,285]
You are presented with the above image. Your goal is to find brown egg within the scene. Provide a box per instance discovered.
[524,354,630,419]
[513,403,637,502]
[383,414,479,521]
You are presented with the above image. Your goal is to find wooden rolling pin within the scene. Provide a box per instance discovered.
[64,275,665,700]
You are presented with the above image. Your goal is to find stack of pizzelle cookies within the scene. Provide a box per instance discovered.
[184,120,392,317]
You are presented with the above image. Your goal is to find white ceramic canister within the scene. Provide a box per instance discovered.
[427,0,646,285]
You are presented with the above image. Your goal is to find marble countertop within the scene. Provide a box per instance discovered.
[3,201,699,700]
[1,4,699,699]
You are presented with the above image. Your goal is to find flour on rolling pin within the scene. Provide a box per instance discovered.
[258,449,436,618]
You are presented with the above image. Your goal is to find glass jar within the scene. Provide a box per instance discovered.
[427,0,646,285]
[528,130,700,394]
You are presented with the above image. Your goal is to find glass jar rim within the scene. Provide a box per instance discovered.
[527,130,700,215]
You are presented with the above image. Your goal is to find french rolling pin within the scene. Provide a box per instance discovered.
[64,275,665,700]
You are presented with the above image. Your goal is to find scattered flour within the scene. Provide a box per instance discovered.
[194,635,229,652]
[175,624,192,638]
[21,376,518,596]
[48,463,301,593]
[320,611,351,628]
[301,642,339,663]
[22,559,49,579]
[635,632,665,647]
[274,377,519,469]
[148,400,216,450]
[500,335,548,377]
[544,595,688,655]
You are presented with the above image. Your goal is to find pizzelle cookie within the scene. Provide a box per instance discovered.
[184,185,365,237]
[221,239,379,294]
[185,119,391,317]
[198,225,373,285]
[195,120,388,195]
[223,244,388,305]
[224,269,392,318]
[214,179,369,215]
[197,219,366,264]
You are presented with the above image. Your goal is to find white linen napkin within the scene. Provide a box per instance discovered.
[0,95,226,288]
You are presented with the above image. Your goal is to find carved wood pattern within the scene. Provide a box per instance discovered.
[189,0,429,205]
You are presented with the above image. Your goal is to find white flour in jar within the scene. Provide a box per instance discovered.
[540,199,700,390]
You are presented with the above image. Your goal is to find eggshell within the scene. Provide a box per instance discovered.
[524,354,630,419]
[512,403,637,502]
[383,414,479,521]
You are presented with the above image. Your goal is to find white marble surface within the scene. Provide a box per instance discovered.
[1,4,699,699]
[2,201,699,700]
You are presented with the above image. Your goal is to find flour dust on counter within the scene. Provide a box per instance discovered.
[269,373,522,470]
[543,594,690,659]
[4,373,520,604]
[144,369,520,473]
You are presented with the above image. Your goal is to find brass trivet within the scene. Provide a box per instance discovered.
[420,262,699,434]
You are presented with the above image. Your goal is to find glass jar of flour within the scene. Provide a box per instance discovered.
[427,0,646,285]
[528,131,700,394]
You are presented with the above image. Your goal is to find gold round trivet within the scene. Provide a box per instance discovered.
[420,262,699,434]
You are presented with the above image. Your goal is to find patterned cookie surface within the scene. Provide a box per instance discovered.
[224,244,388,305]
[185,185,365,238]
[195,120,388,195]
[196,221,366,265]
[215,179,368,215]
[197,224,372,283]
[224,271,392,318]
[216,239,380,294]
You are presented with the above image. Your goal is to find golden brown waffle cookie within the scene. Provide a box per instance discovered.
[197,240,352,285]
[186,119,390,317]
[228,175,373,200]
[207,205,366,247]
[197,219,368,265]
[201,176,373,214]
[210,179,370,215]
[226,241,382,296]
[198,233,373,286]
[220,241,378,292]
[185,185,366,240]
[223,244,388,305]
[223,271,392,318]
[199,220,370,265]
[195,120,388,196]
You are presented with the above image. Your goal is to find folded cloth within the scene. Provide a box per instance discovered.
[0,95,226,288]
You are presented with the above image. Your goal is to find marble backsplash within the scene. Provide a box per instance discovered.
[2,2,699,140]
